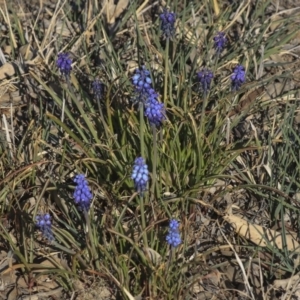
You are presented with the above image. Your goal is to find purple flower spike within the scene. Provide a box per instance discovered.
[73,174,93,211]
[213,32,227,53]
[197,69,214,94]
[231,65,246,91]
[92,79,104,99]
[169,219,179,231]
[166,219,181,248]
[159,9,176,38]
[36,213,54,241]
[132,66,153,104]
[56,52,72,78]
[144,97,165,127]
[132,66,151,91]
[131,157,149,193]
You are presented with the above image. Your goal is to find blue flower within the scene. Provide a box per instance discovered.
[166,219,181,247]
[213,32,227,53]
[131,66,165,128]
[131,157,149,193]
[169,219,179,231]
[36,213,54,241]
[144,97,165,127]
[56,52,72,77]
[160,9,176,38]
[132,66,153,104]
[132,67,151,90]
[197,68,214,93]
[92,79,104,99]
[231,65,246,91]
[73,174,93,211]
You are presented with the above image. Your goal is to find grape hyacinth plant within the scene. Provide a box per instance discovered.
[73,174,93,211]
[197,68,214,94]
[166,219,181,248]
[213,32,227,53]
[159,9,176,38]
[56,52,72,78]
[36,213,54,241]
[231,65,246,91]
[131,157,149,193]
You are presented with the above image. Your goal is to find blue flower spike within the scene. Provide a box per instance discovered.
[132,66,153,104]
[231,65,246,91]
[73,174,93,211]
[36,213,54,241]
[132,67,152,91]
[197,69,214,94]
[166,219,181,248]
[131,66,165,126]
[131,157,149,193]
[213,32,227,53]
[144,97,166,127]
[56,52,72,78]
[92,79,104,100]
[160,9,176,38]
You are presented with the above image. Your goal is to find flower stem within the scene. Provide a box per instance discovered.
[139,194,148,248]
[164,39,171,105]
[96,95,110,141]
[199,92,207,170]
[151,125,157,201]
[139,102,145,160]
[84,209,100,270]
[138,102,148,245]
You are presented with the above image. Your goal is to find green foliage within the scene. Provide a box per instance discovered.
[0,0,299,298]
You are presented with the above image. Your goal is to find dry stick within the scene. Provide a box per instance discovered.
[218,220,255,300]
[10,102,15,154]
[2,114,13,159]
[61,95,66,127]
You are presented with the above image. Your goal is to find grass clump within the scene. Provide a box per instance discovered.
[0,0,300,299]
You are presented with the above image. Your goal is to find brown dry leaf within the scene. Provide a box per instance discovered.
[0,63,15,80]
[261,81,296,103]
[3,44,12,55]
[189,280,204,293]
[228,87,264,117]
[248,263,262,290]
[19,44,33,61]
[273,273,300,298]
[22,296,38,300]
[143,247,162,266]
[223,215,300,252]
[270,14,283,32]
[105,0,115,22]
[225,265,238,282]
[201,270,221,291]
[113,0,129,21]
[7,286,17,300]
[273,273,300,289]
[106,0,129,24]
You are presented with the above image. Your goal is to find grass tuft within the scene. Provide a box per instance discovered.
[0,0,300,299]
